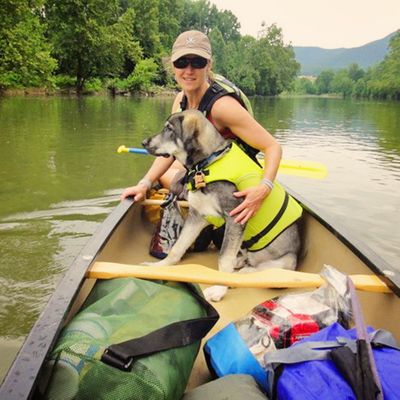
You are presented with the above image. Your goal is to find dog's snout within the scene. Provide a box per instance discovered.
[142,138,150,148]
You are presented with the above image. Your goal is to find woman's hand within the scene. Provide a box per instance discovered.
[229,184,271,225]
[120,184,148,202]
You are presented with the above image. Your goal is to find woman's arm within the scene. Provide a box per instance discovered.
[120,156,175,201]
[210,95,282,224]
[121,93,185,201]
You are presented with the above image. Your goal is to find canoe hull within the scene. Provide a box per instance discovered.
[1,190,399,399]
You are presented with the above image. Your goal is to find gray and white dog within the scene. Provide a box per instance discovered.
[142,110,301,302]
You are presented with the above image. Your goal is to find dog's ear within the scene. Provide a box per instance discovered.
[181,112,200,138]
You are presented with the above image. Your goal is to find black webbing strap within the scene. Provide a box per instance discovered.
[180,81,233,116]
[198,81,227,114]
[242,192,290,249]
[101,282,219,371]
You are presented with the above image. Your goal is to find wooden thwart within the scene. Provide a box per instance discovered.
[88,262,390,293]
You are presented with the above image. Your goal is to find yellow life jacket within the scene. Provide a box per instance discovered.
[186,142,303,251]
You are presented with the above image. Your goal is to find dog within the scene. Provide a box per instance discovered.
[142,110,302,302]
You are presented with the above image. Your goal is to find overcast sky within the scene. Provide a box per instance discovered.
[209,0,399,48]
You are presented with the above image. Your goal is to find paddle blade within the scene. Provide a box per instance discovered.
[278,159,328,179]
[258,158,328,179]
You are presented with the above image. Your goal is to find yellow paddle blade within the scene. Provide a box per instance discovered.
[278,159,328,179]
[88,262,390,293]
[258,158,328,179]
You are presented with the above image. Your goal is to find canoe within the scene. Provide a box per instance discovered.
[1,187,399,399]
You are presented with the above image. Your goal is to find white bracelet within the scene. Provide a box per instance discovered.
[137,178,152,190]
[260,178,274,190]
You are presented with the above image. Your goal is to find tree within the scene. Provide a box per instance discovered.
[46,0,141,91]
[181,0,240,43]
[347,63,365,82]
[210,9,241,43]
[124,58,159,91]
[122,0,161,58]
[331,70,354,97]
[251,24,299,95]
[315,70,334,94]
[366,31,400,99]
[294,77,317,94]
[0,0,56,88]
[158,0,185,52]
[181,0,213,34]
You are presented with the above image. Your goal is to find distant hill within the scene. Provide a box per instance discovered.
[294,31,397,76]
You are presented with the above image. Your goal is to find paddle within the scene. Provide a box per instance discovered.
[117,145,328,179]
[88,262,390,293]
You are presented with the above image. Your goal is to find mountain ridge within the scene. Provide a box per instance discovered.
[293,31,398,76]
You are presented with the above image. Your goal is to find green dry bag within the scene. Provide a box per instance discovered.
[40,278,218,400]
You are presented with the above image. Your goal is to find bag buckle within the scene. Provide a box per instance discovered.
[101,348,133,371]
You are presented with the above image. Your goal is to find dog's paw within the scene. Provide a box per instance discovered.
[203,285,228,302]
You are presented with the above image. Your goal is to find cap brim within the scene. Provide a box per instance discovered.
[171,49,211,62]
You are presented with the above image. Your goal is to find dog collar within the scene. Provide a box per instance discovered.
[186,143,232,191]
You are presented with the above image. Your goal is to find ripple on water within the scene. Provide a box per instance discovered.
[0,192,119,338]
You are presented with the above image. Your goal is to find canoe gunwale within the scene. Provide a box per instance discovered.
[285,186,400,297]
[0,199,135,400]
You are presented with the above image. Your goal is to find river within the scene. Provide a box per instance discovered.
[0,95,399,381]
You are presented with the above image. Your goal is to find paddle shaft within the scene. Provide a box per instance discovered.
[88,262,390,293]
[117,146,328,179]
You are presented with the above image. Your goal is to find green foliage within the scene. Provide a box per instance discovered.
[53,75,76,89]
[5,0,396,99]
[293,78,317,95]
[181,0,240,42]
[0,0,57,89]
[315,70,334,94]
[249,25,300,95]
[158,0,185,51]
[123,0,161,58]
[365,32,400,99]
[45,0,142,92]
[330,70,353,97]
[124,59,160,92]
[83,78,103,93]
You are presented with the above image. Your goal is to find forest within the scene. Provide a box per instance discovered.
[0,0,398,99]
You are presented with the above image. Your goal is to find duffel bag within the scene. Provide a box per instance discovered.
[264,277,400,400]
[39,277,219,400]
[264,322,400,400]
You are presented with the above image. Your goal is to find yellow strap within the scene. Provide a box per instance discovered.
[88,262,390,293]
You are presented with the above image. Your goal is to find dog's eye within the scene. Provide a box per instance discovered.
[165,124,177,138]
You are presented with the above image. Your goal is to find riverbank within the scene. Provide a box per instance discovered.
[0,85,178,97]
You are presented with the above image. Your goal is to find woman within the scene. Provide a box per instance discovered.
[121,30,282,225]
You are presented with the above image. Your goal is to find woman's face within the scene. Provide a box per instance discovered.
[173,55,211,93]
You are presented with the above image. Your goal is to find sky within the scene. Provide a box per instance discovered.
[209,0,400,49]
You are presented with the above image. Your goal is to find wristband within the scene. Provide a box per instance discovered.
[138,178,152,190]
[260,178,274,190]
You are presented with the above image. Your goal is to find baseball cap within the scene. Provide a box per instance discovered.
[171,30,212,62]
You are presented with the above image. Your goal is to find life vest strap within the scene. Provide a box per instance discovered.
[242,192,290,249]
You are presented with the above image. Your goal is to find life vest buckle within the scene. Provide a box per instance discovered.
[194,171,206,189]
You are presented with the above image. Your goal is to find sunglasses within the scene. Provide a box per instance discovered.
[173,57,208,69]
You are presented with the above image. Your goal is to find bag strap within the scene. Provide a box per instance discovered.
[101,282,219,371]
[347,277,382,400]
